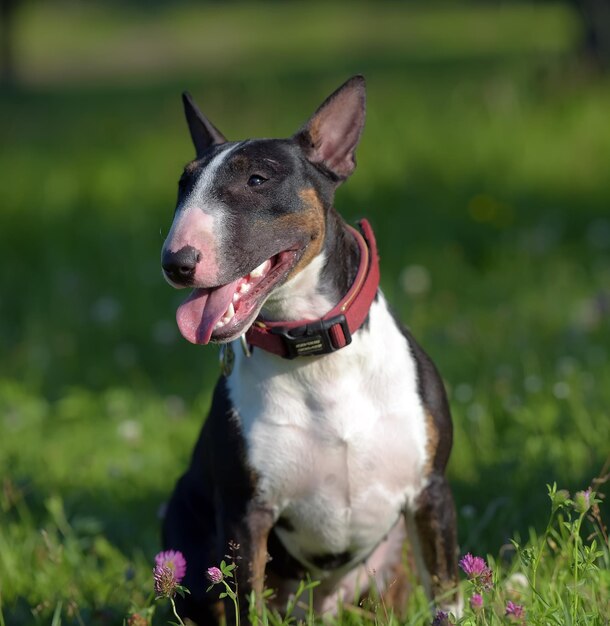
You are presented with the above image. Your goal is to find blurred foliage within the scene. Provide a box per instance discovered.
[0,1,609,623]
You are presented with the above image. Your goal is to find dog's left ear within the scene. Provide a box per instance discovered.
[293,75,366,181]
[182,92,227,158]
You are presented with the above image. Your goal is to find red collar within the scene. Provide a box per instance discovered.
[245,219,380,359]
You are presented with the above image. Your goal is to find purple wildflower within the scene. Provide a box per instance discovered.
[432,610,452,626]
[459,553,493,590]
[155,549,187,583]
[154,564,178,597]
[459,553,488,577]
[206,566,224,585]
[505,601,525,621]
[470,593,483,612]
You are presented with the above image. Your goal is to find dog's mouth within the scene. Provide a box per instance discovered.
[176,249,300,345]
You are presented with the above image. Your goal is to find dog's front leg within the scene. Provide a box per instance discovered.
[225,504,274,625]
[404,473,461,617]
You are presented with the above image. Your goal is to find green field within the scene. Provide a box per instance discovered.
[1,1,609,624]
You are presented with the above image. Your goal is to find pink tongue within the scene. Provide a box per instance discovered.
[176,280,240,344]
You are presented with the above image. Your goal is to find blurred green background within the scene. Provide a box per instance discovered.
[1,1,609,623]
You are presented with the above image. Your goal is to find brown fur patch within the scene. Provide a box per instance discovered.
[281,187,325,279]
[424,410,440,474]
[247,508,274,599]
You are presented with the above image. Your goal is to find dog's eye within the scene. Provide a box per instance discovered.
[247,174,268,187]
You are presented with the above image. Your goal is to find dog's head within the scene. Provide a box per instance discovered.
[161,76,366,345]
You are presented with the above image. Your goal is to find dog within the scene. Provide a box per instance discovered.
[161,76,460,624]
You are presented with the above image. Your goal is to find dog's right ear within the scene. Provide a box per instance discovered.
[182,92,227,157]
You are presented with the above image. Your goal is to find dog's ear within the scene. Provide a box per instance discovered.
[293,75,366,181]
[182,92,227,157]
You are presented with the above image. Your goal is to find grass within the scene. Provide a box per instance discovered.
[0,1,609,624]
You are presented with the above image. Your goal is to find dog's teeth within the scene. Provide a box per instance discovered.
[239,282,250,294]
[249,260,270,279]
[233,292,240,303]
[216,305,234,329]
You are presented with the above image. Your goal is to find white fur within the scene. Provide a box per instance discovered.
[184,142,243,210]
[227,280,430,588]
[262,254,334,321]
[164,144,240,251]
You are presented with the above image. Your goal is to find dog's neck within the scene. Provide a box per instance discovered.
[260,210,360,323]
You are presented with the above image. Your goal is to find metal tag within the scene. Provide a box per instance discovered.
[239,334,252,357]
[219,342,235,377]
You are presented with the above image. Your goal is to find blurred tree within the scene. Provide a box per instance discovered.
[0,0,19,85]
[571,0,610,71]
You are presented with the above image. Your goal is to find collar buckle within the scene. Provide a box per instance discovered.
[270,314,352,359]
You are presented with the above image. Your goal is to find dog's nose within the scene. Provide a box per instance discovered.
[162,245,201,285]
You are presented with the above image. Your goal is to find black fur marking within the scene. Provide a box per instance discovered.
[319,209,362,311]
[266,529,308,580]
[405,330,453,473]
[307,550,353,570]
[275,516,295,532]
[388,310,453,474]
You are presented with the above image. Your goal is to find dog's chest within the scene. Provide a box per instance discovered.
[227,298,429,569]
